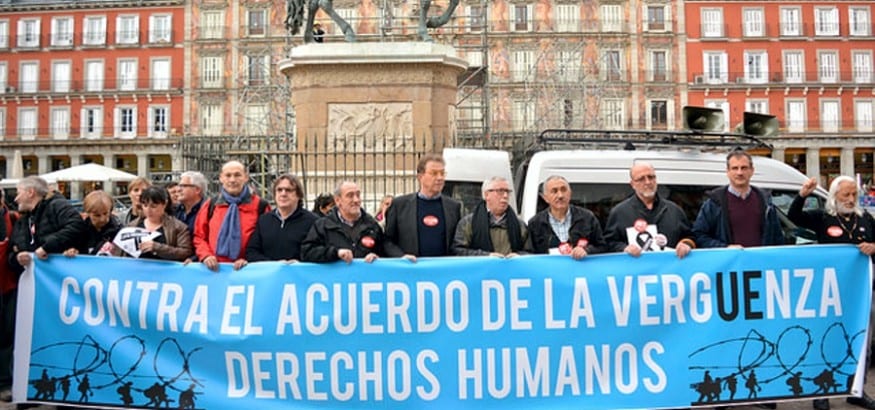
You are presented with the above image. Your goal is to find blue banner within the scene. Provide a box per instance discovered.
[13,245,873,409]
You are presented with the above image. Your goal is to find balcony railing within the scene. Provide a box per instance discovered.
[0,78,186,95]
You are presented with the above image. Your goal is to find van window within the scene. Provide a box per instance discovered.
[443,181,484,216]
[533,183,819,246]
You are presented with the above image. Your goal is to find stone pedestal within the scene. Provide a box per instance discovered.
[278,42,467,142]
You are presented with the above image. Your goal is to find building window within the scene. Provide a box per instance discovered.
[783,51,804,83]
[746,100,769,114]
[855,100,874,132]
[780,7,802,36]
[743,8,764,37]
[201,11,224,38]
[118,59,137,91]
[245,105,268,135]
[853,52,873,84]
[511,100,534,131]
[0,63,6,93]
[701,8,723,38]
[20,62,38,93]
[650,50,667,81]
[820,100,840,132]
[604,50,622,81]
[512,4,531,32]
[200,104,223,136]
[17,18,40,48]
[556,5,577,32]
[149,106,168,138]
[81,107,103,139]
[201,56,223,88]
[850,8,871,36]
[0,21,8,48]
[151,58,170,90]
[50,107,69,140]
[649,100,668,129]
[646,6,666,32]
[116,107,136,138]
[117,15,139,45]
[786,100,806,133]
[149,15,172,43]
[601,99,624,129]
[601,5,622,32]
[246,55,269,86]
[247,10,266,36]
[557,51,580,81]
[83,16,106,46]
[814,7,839,36]
[818,51,838,83]
[704,52,728,83]
[511,50,533,82]
[52,61,71,93]
[84,60,104,92]
[744,51,768,84]
[51,17,73,47]
[18,108,37,140]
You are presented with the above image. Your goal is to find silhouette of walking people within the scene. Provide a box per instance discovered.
[178,383,198,409]
[787,371,803,396]
[33,369,53,400]
[745,370,762,399]
[59,375,70,401]
[144,381,172,408]
[724,373,738,400]
[814,369,838,394]
[77,374,92,403]
[117,381,134,406]
[695,370,723,403]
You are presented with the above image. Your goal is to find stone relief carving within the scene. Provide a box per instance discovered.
[327,103,414,150]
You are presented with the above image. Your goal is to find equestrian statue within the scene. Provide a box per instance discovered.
[285,0,460,43]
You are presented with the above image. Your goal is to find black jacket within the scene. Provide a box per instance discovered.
[77,215,122,255]
[301,209,387,263]
[527,205,605,254]
[246,208,318,262]
[8,194,86,273]
[604,194,695,252]
[383,193,462,257]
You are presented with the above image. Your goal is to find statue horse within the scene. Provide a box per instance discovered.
[417,0,460,41]
[286,0,356,43]
[285,0,460,43]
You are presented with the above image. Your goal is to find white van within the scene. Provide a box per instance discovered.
[444,147,828,245]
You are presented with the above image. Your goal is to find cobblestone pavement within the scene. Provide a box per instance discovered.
[2,369,874,410]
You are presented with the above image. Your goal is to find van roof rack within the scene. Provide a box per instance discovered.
[533,129,773,153]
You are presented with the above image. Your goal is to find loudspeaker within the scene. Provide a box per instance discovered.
[682,106,725,132]
[742,112,779,137]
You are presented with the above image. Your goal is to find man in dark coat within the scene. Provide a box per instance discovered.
[301,181,387,263]
[527,175,604,259]
[4,176,85,401]
[453,177,531,257]
[384,154,461,260]
[604,162,695,258]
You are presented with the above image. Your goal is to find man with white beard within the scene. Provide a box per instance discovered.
[789,175,875,410]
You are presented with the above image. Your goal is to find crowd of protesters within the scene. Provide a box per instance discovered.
[0,150,874,410]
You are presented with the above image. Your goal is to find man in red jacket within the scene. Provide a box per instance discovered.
[193,160,269,271]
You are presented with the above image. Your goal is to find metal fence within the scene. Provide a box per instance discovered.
[181,133,527,214]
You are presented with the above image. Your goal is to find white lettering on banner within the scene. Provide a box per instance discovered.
[224,350,440,401]
[58,277,209,333]
[457,343,666,399]
[221,285,263,335]
[276,281,471,336]
[764,268,841,319]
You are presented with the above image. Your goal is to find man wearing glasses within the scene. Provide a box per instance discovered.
[604,162,695,259]
[528,175,605,259]
[453,176,531,257]
[174,171,208,233]
[384,154,462,260]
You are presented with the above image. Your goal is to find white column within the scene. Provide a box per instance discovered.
[806,148,821,185]
[36,154,49,175]
[69,155,82,199]
[771,148,785,163]
[137,154,149,178]
[840,147,855,179]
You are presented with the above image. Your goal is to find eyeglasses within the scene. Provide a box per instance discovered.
[178,183,197,189]
[632,175,657,183]
[425,170,446,177]
[487,188,512,195]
